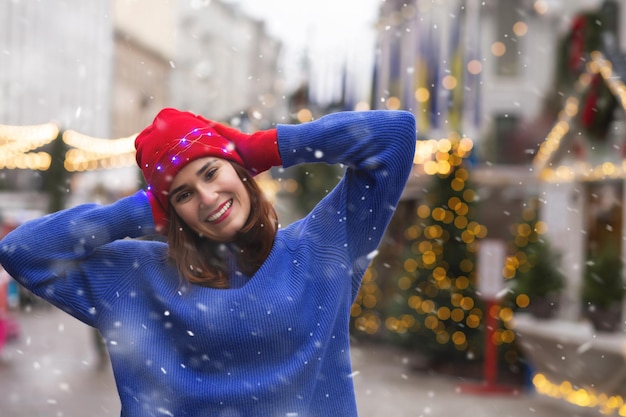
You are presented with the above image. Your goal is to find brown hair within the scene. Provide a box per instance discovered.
[166,163,278,288]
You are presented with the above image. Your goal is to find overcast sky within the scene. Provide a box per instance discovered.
[224,0,382,102]
[225,0,380,50]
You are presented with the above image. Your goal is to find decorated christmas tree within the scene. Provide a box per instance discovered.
[354,134,490,362]
[505,201,565,319]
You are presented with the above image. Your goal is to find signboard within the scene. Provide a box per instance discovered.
[477,239,505,299]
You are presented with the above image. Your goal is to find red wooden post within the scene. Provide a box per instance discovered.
[458,239,518,395]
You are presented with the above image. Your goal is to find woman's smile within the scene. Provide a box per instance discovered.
[206,199,233,223]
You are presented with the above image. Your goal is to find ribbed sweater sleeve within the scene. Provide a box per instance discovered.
[277,110,416,297]
[0,190,157,324]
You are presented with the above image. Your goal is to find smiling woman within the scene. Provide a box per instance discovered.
[0,107,416,416]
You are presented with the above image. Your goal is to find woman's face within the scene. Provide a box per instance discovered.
[169,157,251,242]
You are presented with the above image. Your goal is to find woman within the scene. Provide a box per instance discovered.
[0,108,416,416]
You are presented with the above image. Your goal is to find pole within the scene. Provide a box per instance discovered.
[458,297,518,395]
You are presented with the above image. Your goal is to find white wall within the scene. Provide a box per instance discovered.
[541,181,586,319]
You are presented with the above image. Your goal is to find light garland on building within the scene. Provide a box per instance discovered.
[534,51,626,182]
[533,373,626,416]
[0,122,59,170]
[62,130,137,172]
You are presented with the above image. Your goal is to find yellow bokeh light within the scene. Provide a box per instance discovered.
[461,230,475,243]
[424,315,439,329]
[466,314,480,328]
[512,21,528,37]
[438,160,452,175]
[404,258,418,273]
[454,202,469,216]
[417,204,431,219]
[436,151,450,162]
[386,96,402,110]
[452,331,466,345]
[437,306,451,320]
[297,108,313,123]
[438,139,452,153]
[522,207,536,222]
[451,178,465,191]
[363,294,378,308]
[432,207,446,221]
[491,41,506,57]
[534,1,549,15]
[408,295,422,310]
[454,216,468,229]
[534,221,548,234]
[405,225,421,240]
[415,87,430,103]
[451,308,465,322]
[424,160,439,175]
[517,223,532,237]
[418,241,433,253]
[455,168,469,181]
[442,75,458,90]
[448,196,461,208]
[503,265,516,279]
[455,276,470,289]
[516,294,530,308]
[463,189,476,202]
[460,297,475,310]
[398,276,412,290]
[421,300,436,313]
[432,266,446,281]
[467,59,482,75]
[499,307,514,322]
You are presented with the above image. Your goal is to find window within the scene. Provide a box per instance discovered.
[494,113,520,163]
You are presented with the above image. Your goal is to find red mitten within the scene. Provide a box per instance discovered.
[201,118,281,175]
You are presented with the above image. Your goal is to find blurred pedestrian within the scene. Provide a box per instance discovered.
[0,108,416,416]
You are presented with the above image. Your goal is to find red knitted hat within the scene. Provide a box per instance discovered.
[135,108,245,233]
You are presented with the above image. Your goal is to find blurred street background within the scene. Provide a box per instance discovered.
[2,0,626,416]
[0,305,585,417]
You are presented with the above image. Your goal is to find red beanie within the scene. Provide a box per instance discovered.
[135,108,245,233]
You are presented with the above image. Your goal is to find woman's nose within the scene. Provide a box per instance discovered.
[198,187,218,207]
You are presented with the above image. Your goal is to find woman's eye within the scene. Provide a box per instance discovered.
[204,167,218,180]
[175,191,191,203]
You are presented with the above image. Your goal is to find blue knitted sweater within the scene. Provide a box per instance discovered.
[0,110,416,416]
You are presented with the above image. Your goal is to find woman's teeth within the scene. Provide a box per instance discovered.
[207,200,232,222]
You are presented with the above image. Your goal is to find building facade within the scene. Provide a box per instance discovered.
[0,0,284,215]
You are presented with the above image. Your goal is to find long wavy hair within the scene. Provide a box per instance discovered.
[166,162,278,288]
